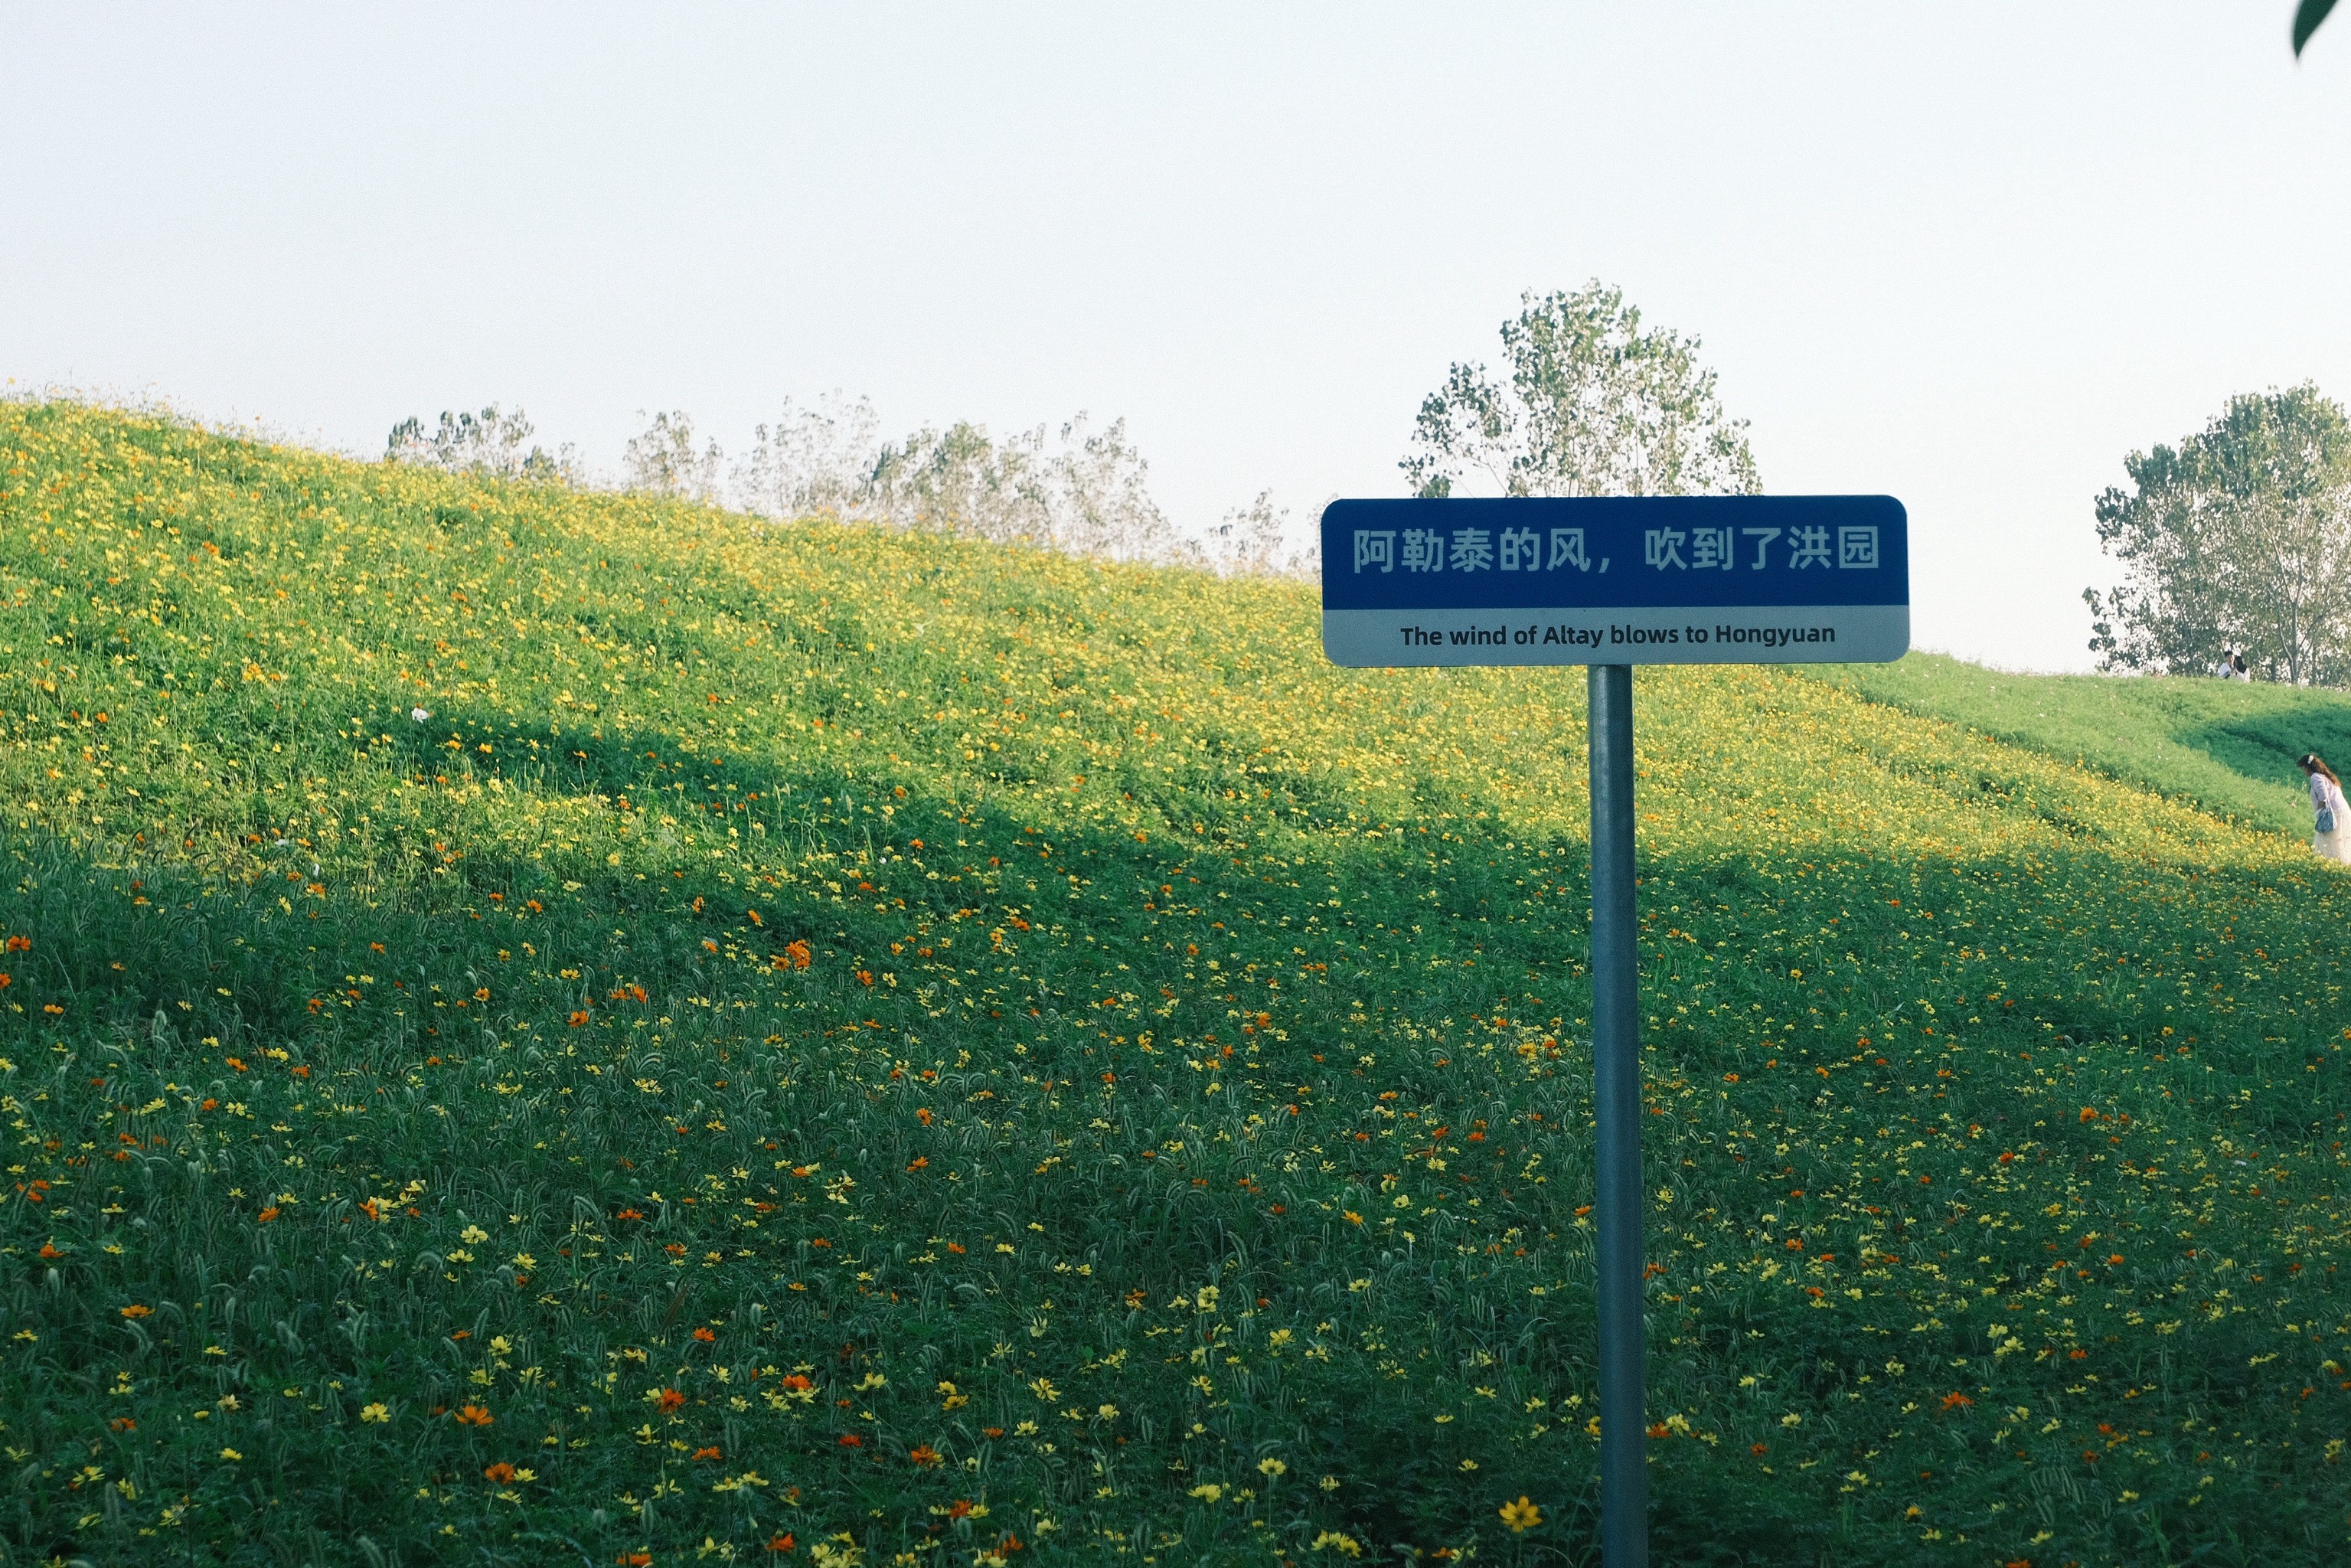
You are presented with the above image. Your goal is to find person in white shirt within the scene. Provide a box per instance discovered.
[2298,753,2351,864]
[2216,648,2248,681]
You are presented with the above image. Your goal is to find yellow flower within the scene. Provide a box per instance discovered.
[359,1403,390,1423]
[220,1448,243,1462]
[1257,1457,1286,1477]
[1500,1496,1543,1533]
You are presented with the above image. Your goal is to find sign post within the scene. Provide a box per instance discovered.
[1320,497,1910,1567]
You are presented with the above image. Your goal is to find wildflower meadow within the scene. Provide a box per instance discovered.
[2,400,2349,1566]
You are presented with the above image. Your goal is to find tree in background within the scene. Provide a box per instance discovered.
[1201,489,1319,578]
[864,420,1054,544]
[384,405,575,482]
[2085,385,2351,684]
[393,396,1298,573]
[760,408,1197,566]
[733,393,883,520]
[621,410,727,503]
[1401,282,1758,499]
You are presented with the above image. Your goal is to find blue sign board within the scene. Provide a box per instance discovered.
[1320,495,1909,666]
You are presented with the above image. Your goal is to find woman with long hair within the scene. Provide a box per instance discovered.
[2297,753,2351,864]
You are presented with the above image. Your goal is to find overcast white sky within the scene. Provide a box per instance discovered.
[9,4,2351,670]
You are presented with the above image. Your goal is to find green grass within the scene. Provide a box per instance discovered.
[1809,651,2351,838]
[3,400,2350,1566]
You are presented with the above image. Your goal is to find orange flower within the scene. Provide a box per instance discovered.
[119,1305,152,1319]
[906,1156,929,1171]
[2079,1106,2098,1123]
[616,1207,644,1220]
[257,1207,280,1223]
[619,1555,652,1567]
[909,1444,942,1467]
[692,1446,721,1461]
[781,1374,813,1392]
[569,1011,589,1027]
[453,1403,494,1426]
[692,1327,717,1343]
[38,1240,62,1260]
[1940,1392,1974,1411]
[483,1462,516,1482]
[656,1388,685,1411]
[109,1417,136,1432]
[916,1107,932,1126]
[766,1535,797,1553]
[4,935,29,952]
[838,1433,863,1447]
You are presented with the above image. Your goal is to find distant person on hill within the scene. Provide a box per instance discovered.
[2299,753,2351,863]
[2232,650,2249,680]
[2216,648,2248,681]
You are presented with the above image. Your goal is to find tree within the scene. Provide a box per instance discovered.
[732,392,883,520]
[384,405,574,482]
[1401,283,1758,500]
[621,410,726,502]
[2084,385,2351,684]
[1200,490,1311,577]
[865,420,1054,545]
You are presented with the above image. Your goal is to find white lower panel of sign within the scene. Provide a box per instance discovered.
[1321,603,1909,667]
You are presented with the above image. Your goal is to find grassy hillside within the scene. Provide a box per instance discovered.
[2,400,2349,1567]
[1811,651,2351,838]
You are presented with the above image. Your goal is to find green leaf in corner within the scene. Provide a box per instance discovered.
[2295,0,2338,57]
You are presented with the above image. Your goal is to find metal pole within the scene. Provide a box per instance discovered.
[1587,663,1647,1568]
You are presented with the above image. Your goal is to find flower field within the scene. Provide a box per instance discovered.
[2,399,2348,1566]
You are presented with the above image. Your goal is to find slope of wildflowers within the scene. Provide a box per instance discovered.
[1811,651,2351,838]
[2,400,2349,1567]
